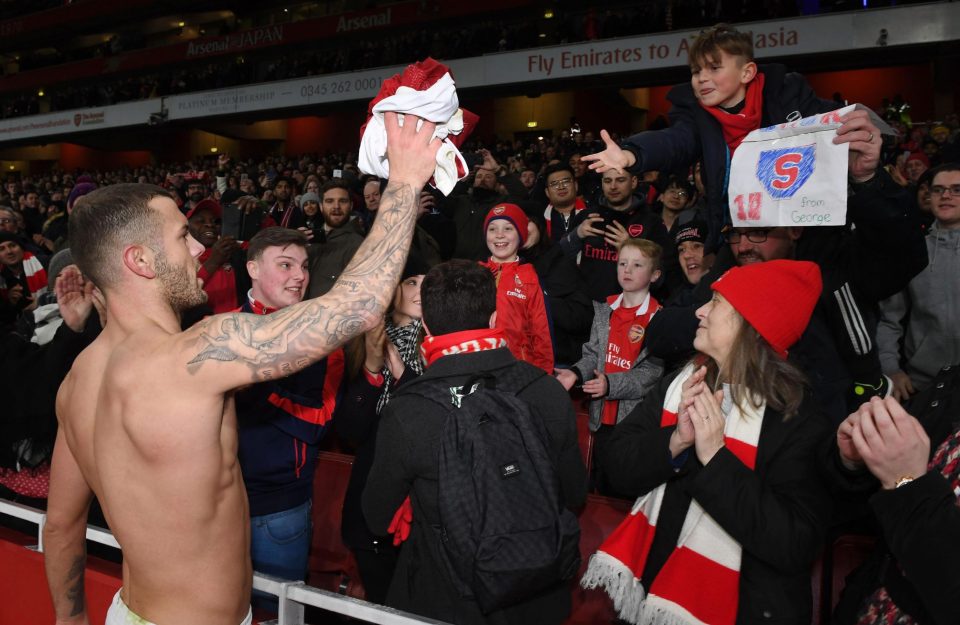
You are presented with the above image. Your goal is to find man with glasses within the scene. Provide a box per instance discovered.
[543,163,586,244]
[643,144,928,422]
[657,175,697,233]
[878,163,960,400]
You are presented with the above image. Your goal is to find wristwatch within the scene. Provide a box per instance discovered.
[894,475,915,489]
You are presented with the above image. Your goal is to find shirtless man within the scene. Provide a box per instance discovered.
[43,112,441,625]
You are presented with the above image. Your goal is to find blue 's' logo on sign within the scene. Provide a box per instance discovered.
[757,145,816,199]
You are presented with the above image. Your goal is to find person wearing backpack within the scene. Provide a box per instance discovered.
[362,259,588,624]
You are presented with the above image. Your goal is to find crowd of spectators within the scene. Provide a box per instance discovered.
[1,62,959,622]
[0,0,935,120]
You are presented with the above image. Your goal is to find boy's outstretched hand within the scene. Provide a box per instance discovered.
[833,109,881,184]
[582,130,636,173]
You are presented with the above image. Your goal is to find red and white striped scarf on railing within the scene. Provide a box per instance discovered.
[581,363,764,625]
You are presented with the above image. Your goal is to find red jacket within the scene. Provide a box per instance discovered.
[480,259,554,373]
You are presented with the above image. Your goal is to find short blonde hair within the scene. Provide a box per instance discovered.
[617,238,662,271]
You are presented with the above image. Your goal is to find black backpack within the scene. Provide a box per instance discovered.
[400,363,581,614]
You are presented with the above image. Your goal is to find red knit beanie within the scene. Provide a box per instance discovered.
[712,259,822,359]
[484,203,529,245]
[905,152,930,168]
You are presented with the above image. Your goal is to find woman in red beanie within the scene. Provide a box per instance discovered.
[583,259,833,625]
[478,203,554,373]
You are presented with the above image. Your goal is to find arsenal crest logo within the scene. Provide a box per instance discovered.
[628,324,645,343]
[493,205,505,215]
[627,224,644,237]
[73,114,82,127]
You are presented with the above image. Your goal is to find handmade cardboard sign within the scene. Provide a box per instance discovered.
[728,104,893,227]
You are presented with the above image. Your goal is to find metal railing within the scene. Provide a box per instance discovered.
[0,498,448,625]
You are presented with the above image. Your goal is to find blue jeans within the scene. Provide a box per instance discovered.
[250,499,312,612]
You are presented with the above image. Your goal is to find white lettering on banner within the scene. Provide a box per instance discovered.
[474,3,960,87]
[727,104,894,228]
[186,25,284,58]
[165,69,395,120]
[0,100,159,144]
[336,8,391,33]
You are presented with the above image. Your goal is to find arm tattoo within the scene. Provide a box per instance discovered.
[188,182,420,382]
[65,554,85,616]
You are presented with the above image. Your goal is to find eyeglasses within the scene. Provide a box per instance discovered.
[0,218,12,225]
[548,177,573,190]
[727,228,774,244]
[667,188,689,197]
[930,184,960,197]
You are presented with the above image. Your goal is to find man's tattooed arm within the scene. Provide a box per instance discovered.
[185,181,422,386]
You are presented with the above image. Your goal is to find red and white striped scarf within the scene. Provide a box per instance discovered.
[23,252,48,296]
[420,328,507,367]
[581,363,764,625]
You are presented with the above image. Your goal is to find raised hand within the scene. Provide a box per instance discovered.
[581,129,636,173]
[833,109,881,183]
[384,112,442,190]
[55,266,95,332]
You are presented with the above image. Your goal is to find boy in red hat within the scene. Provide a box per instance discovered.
[479,203,554,373]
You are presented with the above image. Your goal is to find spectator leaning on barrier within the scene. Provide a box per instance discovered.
[235,227,345,611]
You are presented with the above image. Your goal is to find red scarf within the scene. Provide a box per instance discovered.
[701,72,765,154]
[23,252,48,296]
[247,291,277,315]
[420,328,507,367]
[582,364,764,625]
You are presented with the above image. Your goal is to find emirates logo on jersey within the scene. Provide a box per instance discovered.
[628,324,645,343]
